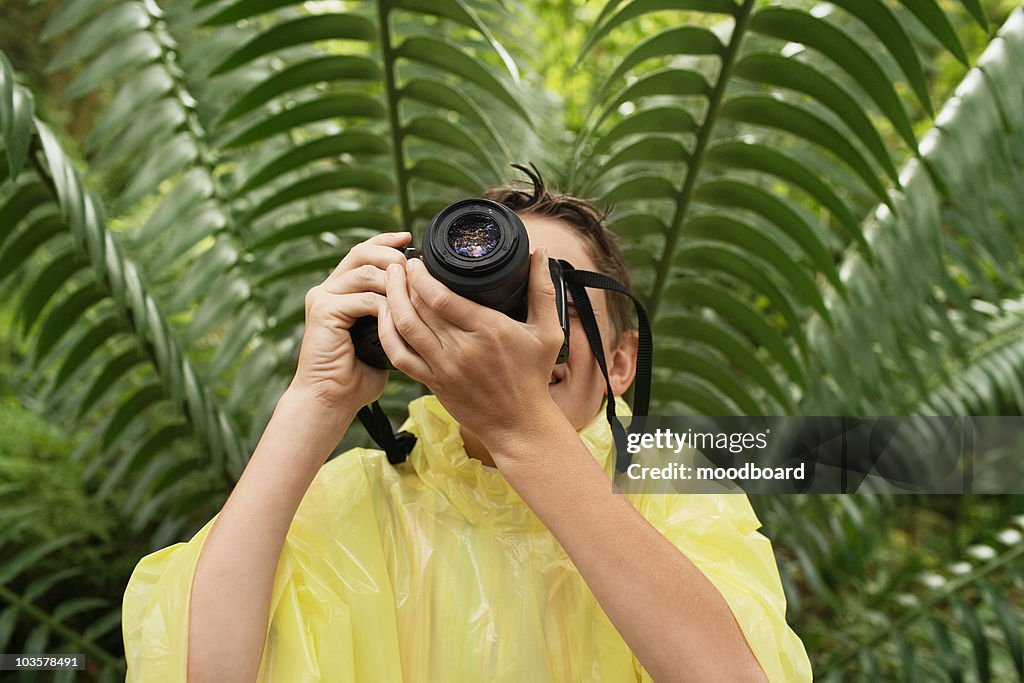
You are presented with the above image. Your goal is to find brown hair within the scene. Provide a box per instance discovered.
[481,164,635,336]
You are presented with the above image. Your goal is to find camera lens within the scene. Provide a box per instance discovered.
[446,214,501,258]
[353,198,531,368]
[424,198,530,316]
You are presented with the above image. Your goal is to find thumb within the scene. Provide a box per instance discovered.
[526,247,558,329]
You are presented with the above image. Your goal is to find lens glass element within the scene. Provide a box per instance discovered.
[447,213,501,258]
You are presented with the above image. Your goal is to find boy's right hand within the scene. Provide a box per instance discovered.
[188,236,414,683]
[289,231,412,410]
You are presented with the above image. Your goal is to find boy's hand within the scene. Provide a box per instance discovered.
[377,247,566,444]
[291,232,411,410]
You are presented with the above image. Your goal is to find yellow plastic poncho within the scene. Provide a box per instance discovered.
[122,396,811,682]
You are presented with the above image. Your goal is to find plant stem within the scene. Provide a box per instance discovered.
[648,0,755,320]
[377,1,413,231]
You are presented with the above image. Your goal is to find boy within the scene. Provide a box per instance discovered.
[123,172,811,682]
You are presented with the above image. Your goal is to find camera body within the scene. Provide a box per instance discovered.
[351,198,570,369]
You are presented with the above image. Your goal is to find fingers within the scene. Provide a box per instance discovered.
[526,247,558,329]
[322,233,411,293]
[404,258,481,331]
[304,287,387,328]
[377,301,431,381]
[366,231,413,248]
[324,262,390,296]
[384,262,443,358]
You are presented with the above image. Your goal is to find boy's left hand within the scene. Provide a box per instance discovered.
[377,247,565,443]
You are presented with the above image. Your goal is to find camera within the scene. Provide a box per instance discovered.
[350,198,570,369]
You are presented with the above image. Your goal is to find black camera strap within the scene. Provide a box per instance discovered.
[560,261,652,473]
[356,263,652,471]
[357,400,417,465]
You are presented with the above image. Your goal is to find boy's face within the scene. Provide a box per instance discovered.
[521,214,637,431]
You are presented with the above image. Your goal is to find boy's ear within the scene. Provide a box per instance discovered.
[609,329,639,397]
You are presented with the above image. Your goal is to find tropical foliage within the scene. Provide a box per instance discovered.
[2,0,1024,679]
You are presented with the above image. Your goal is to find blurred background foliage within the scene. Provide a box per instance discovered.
[2,0,1024,680]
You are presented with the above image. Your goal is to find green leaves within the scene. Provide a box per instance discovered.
[62,33,162,101]
[47,2,151,72]
[733,53,899,183]
[602,26,724,93]
[748,7,917,150]
[0,55,34,178]
[816,8,1024,417]
[395,36,530,124]
[578,0,736,66]
[216,56,381,125]
[0,73,249,511]
[575,0,1010,420]
[3,0,1024,678]
[818,517,1024,680]
[220,94,384,147]
[237,132,388,194]
[209,15,378,76]
[720,96,894,206]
